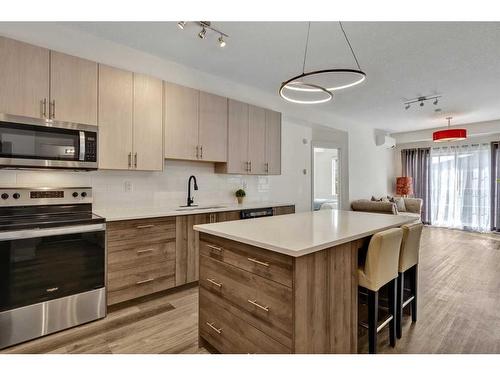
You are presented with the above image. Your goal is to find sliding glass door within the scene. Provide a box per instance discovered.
[430,144,491,232]
[312,145,341,210]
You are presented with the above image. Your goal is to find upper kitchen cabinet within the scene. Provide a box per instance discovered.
[198,91,227,162]
[164,83,228,162]
[164,82,199,160]
[133,73,163,171]
[265,109,282,175]
[50,51,98,125]
[99,65,163,171]
[248,105,267,175]
[216,100,282,175]
[98,65,134,170]
[0,37,50,118]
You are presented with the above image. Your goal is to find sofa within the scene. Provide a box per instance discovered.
[350,197,422,221]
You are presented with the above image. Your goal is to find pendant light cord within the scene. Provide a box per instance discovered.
[339,21,362,71]
[302,22,311,74]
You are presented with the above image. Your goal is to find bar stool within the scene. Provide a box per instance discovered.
[358,228,403,354]
[396,222,423,339]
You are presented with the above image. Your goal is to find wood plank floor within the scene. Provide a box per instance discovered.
[2,227,500,354]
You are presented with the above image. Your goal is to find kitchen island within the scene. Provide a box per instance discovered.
[194,209,415,354]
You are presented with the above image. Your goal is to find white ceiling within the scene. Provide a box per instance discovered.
[63,21,500,133]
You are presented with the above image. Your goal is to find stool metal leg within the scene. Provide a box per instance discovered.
[388,278,397,347]
[368,290,378,354]
[411,265,418,322]
[396,272,404,339]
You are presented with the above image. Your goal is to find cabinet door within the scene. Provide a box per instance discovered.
[164,82,199,160]
[265,109,282,175]
[175,214,211,285]
[0,37,49,118]
[98,65,133,170]
[50,51,98,125]
[225,99,249,174]
[216,211,241,222]
[248,105,267,175]
[133,73,163,171]
[199,91,227,162]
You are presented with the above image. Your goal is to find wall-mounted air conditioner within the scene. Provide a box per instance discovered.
[375,135,396,149]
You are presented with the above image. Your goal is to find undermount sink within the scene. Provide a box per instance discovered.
[175,205,227,211]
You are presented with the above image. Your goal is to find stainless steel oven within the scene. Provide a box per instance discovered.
[0,113,97,170]
[0,187,106,349]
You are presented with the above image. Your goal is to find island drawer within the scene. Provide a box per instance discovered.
[199,254,293,336]
[107,217,176,250]
[108,241,176,272]
[199,290,291,354]
[199,233,293,287]
[107,260,175,305]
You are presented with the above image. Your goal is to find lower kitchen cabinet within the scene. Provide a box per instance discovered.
[106,217,176,305]
[273,205,295,216]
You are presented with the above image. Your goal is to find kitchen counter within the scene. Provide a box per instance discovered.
[194,209,416,257]
[93,201,294,222]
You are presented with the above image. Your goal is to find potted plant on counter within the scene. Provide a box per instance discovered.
[235,189,246,204]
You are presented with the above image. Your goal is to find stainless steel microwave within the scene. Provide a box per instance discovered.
[0,113,97,170]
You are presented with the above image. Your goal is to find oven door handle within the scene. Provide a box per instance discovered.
[0,223,106,241]
[79,131,86,161]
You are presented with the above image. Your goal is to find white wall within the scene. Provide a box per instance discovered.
[348,127,395,200]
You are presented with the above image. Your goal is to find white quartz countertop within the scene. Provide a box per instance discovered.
[93,201,294,222]
[194,209,416,257]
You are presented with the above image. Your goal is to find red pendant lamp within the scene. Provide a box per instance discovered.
[433,117,467,142]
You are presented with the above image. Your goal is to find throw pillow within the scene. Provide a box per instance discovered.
[388,196,406,212]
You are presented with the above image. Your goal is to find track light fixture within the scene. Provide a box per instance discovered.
[177,21,229,48]
[403,95,442,110]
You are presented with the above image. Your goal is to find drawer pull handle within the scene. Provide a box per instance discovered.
[247,299,269,312]
[207,244,222,253]
[247,257,269,267]
[206,322,222,334]
[137,248,154,254]
[136,278,155,285]
[136,224,155,229]
[46,287,59,293]
[206,278,222,288]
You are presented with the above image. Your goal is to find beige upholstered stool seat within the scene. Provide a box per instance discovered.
[399,222,423,273]
[358,227,403,354]
[358,228,403,292]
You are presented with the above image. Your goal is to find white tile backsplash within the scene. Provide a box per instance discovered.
[0,119,314,212]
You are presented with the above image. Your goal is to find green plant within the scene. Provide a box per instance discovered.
[235,189,246,198]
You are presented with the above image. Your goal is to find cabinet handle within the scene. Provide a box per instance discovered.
[46,287,59,293]
[136,278,155,285]
[200,145,203,159]
[207,244,222,253]
[249,161,252,172]
[128,152,132,168]
[206,322,222,334]
[247,299,269,312]
[196,145,199,159]
[41,98,47,118]
[247,257,270,267]
[50,99,56,119]
[134,153,137,168]
[137,248,154,254]
[136,224,155,229]
[206,278,222,288]
[265,162,269,173]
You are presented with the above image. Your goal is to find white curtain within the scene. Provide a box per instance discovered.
[430,144,491,232]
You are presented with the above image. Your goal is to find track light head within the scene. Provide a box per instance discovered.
[405,103,410,110]
[177,21,186,30]
[198,27,207,39]
[218,35,226,48]
[420,101,424,107]
[433,98,439,105]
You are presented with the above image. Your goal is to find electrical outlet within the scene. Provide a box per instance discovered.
[124,181,133,192]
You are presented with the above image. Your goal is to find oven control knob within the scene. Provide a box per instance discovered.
[1,193,8,200]
[13,193,20,199]
[72,192,79,198]
[81,192,87,198]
